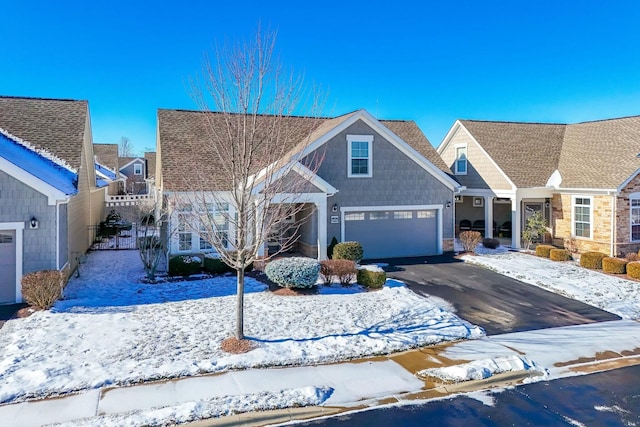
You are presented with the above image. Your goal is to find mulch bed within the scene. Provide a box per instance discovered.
[220,337,256,354]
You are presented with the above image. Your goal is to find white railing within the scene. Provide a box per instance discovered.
[105,194,154,207]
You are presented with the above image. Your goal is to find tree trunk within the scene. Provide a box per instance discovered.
[236,268,245,339]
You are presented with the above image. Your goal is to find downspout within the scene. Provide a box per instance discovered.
[610,193,616,256]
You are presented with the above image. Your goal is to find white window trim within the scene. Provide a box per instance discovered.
[630,192,640,242]
[571,195,593,240]
[347,134,373,178]
[454,144,468,176]
[134,163,143,175]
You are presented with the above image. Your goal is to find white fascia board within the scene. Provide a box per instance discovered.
[292,163,338,194]
[119,157,145,171]
[458,123,517,192]
[0,155,70,205]
[554,187,617,195]
[436,120,463,155]
[459,188,516,198]
[299,109,459,191]
[617,167,640,193]
[356,112,460,191]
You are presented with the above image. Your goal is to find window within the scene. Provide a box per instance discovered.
[370,212,389,220]
[347,135,373,177]
[394,211,413,220]
[632,198,640,241]
[345,212,365,221]
[199,219,213,250]
[573,196,592,238]
[178,215,192,251]
[417,210,435,219]
[455,145,467,175]
[134,163,143,175]
[0,233,13,243]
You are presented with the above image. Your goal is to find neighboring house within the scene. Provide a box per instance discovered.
[438,116,640,255]
[0,96,105,303]
[119,156,149,195]
[94,143,123,195]
[157,108,461,261]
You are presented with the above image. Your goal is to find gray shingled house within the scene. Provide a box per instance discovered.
[437,116,640,256]
[157,109,461,261]
[0,96,106,303]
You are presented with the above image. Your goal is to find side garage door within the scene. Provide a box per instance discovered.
[0,230,17,303]
[344,209,439,259]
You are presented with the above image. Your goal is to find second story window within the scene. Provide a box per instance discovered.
[347,135,373,178]
[455,145,467,175]
[134,163,143,175]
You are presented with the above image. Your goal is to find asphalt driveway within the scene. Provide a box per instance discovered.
[369,254,620,335]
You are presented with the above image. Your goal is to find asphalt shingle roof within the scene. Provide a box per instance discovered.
[0,96,88,171]
[158,109,446,192]
[93,143,119,173]
[458,116,640,189]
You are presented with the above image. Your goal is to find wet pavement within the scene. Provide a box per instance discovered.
[296,364,640,426]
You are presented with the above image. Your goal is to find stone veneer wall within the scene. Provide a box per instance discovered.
[551,193,613,255]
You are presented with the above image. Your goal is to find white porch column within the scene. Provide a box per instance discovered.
[315,197,328,260]
[511,193,522,249]
[485,196,494,238]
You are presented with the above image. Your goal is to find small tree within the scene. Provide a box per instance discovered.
[119,136,135,157]
[522,211,547,251]
[131,202,178,282]
[184,27,325,341]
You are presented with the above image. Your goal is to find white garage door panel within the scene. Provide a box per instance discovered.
[0,230,17,303]
[345,210,438,259]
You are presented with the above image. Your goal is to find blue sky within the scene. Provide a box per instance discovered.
[2,1,640,155]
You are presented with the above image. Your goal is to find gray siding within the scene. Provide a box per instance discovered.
[58,203,69,268]
[120,159,147,194]
[297,204,317,245]
[0,170,58,273]
[308,120,454,241]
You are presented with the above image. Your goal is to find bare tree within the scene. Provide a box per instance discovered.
[183,28,325,341]
[136,202,177,282]
[119,136,135,157]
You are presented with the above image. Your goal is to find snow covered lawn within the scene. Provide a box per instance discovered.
[0,251,482,404]
[463,247,640,319]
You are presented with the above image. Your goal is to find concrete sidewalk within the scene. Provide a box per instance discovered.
[2,319,640,427]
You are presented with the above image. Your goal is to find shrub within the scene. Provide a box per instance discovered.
[580,252,607,269]
[320,259,357,286]
[549,248,571,261]
[357,266,386,289]
[482,238,500,250]
[169,255,202,277]
[21,270,66,309]
[459,231,483,253]
[625,252,639,262]
[627,261,640,279]
[333,241,363,262]
[203,256,232,274]
[265,257,320,288]
[327,237,339,260]
[602,257,627,274]
[535,245,555,258]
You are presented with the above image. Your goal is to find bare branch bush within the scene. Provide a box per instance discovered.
[179,27,325,340]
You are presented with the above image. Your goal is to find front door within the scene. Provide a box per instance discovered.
[0,230,17,303]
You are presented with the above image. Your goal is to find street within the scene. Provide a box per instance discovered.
[296,364,640,426]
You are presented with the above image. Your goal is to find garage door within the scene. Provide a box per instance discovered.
[0,230,16,303]
[344,209,439,259]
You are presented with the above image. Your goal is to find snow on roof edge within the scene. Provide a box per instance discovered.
[0,126,78,174]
